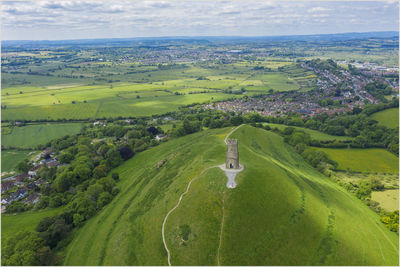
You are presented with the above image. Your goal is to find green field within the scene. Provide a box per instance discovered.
[1,150,36,172]
[1,208,63,248]
[315,148,399,173]
[2,123,83,149]
[265,123,354,141]
[1,63,315,121]
[370,108,399,129]
[62,126,398,265]
[371,189,399,212]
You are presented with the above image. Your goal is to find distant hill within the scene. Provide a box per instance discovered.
[64,125,398,265]
[3,31,398,49]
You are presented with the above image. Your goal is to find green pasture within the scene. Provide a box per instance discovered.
[371,189,399,212]
[252,73,300,91]
[370,108,399,129]
[63,126,398,265]
[265,123,354,141]
[2,89,238,121]
[2,123,83,149]
[1,150,35,172]
[1,62,316,121]
[315,148,399,173]
[1,208,63,248]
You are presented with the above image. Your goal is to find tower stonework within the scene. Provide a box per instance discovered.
[226,139,239,169]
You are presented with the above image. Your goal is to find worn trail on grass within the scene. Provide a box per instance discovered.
[162,125,243,266]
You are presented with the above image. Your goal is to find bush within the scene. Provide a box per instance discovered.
[97,192,112,208]
[111,172,119,181]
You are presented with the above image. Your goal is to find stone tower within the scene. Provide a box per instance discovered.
[226,139,239,169]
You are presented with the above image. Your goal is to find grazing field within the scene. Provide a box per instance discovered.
[265,123,354,141]
[63,126,398,265]
[315,148,399,173]
[1,63,315,121]
[371,189,399,212]
[252,73,300,91]
[2,123,83,148]
[370,108,399,129]
[1,150,35,172]
[1,207,63,248]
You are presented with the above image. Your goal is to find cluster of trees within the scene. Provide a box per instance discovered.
[305,58,339,72]
[258,99,399,155]
[340,178,384,201]
[364,82,393,100]
[381,211,399,233]
[2,231,53,266]
[3,173,119,266]
[3,118,174,265]
[278,126,338,171]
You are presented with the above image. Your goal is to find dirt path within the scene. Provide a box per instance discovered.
[224,124,244,144]
[162,125,245,266]
[217,192,226,266]
[162,165,218,266]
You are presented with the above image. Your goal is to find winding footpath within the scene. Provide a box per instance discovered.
[162,125,244,266]
[217,192,226,266]
[161,165,218,266]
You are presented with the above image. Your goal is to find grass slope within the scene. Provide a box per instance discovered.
[2,123,83,148]
[315,148,399,173]
[370,108,399,129]
[64,126,398,265]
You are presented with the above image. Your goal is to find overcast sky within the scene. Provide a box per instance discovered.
[2,0,399,40]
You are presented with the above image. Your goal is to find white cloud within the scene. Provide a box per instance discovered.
[1,0,398,40]
[308,7,332,13]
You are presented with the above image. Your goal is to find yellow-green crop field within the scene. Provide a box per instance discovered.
[371,189,399,212]
[2,63,316,121]
[315,148,399,173]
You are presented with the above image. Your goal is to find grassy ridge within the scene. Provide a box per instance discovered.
[370,108,399,129]
[315,147,399,173]
[62,125,398,265]
[2,123,83,149]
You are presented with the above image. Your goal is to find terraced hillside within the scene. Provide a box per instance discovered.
[63,125,399,266]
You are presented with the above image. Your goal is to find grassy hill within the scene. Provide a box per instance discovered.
[63,125,398,265]
[370,108,399,129]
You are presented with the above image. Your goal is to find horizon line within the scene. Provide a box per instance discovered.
[2,30,398,43]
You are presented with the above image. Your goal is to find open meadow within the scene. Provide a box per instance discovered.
[370,108,399,129]
[1,207,64,248]
[372,189,399,212]
[1,150,35,172]
[2,123,83,149]
[1,63,316,121]
[315,147,399,173]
